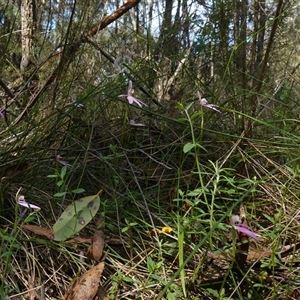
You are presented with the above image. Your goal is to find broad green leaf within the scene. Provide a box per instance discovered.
[183,142,195,153]
[53,191,102,241]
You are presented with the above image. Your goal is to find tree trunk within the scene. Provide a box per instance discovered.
[20,0,36,74]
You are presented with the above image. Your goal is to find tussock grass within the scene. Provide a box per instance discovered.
[1,3,300,297]
[2,88,300,299]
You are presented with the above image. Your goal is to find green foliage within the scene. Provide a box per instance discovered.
[47,166,86,198]
[53,191,102,241]
[1,0,300,298]
[183,142,206,153]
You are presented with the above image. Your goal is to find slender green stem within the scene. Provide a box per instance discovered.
[184,107,208,205]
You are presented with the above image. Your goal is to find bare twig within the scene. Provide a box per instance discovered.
[88,0,141,37]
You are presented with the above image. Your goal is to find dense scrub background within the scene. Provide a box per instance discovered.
[1,1,300,299]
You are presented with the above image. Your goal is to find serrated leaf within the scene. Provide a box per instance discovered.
[183,142,195,153]
[53,191,102,241]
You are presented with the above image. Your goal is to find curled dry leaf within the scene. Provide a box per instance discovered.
[87,230,105,261]
[22,224,91,244]
[64,261,106,300]
[22,224,53,239]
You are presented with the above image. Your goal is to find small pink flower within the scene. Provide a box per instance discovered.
[0,107,5,118]
[129,119,145,127]
[230,215,259,241]
[56,155,71,167]
[119,81,147,108]
[18,195,41,210]
[197,92,220,113]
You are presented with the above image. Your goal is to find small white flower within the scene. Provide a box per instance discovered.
[230,215,242,226]
[18,195,41,210]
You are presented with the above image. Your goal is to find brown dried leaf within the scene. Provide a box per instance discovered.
[87,230,105,261]
[106,238,122,245]
[63,261,105,300]
[22,224,53,239]
[22,224,91,244]
[67,236,91,244]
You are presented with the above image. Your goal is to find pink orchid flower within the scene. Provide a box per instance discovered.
[197,92,220,113]
[56,155,71,167]
[18,195,41,210]
[119,81,148,108]
[0,107,5,118]
[129,119,145,127]
[230,215,259,241]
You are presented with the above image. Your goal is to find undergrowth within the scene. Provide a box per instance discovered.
[1,2,300,298]
[1,84,300,300]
